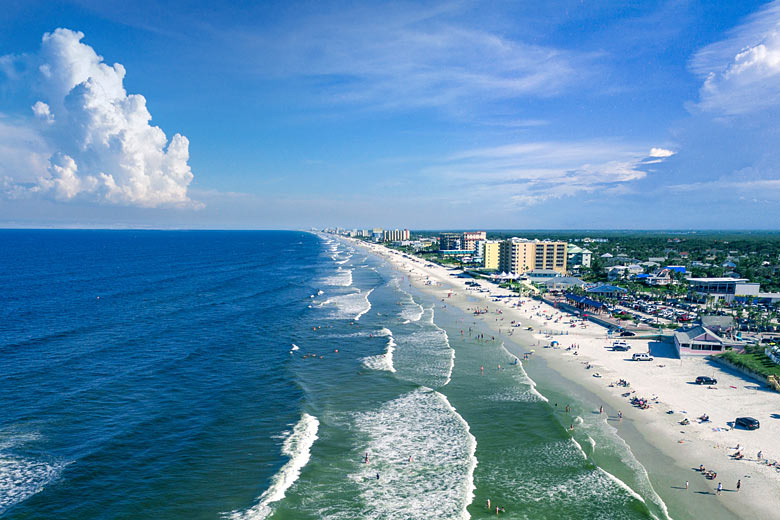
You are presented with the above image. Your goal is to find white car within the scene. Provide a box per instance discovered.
[632,353,654,361]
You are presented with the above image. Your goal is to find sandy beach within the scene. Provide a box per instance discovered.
[351,237,780,520]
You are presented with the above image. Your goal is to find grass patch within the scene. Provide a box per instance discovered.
[716,345,780,378]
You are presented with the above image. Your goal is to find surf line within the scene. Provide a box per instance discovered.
[225,413,319,520]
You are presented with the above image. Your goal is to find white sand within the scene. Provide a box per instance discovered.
[351,237,780,520]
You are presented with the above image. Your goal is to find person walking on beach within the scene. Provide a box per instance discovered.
[599,405,603,414]
[716,482,722,495]
[736,479,741,492]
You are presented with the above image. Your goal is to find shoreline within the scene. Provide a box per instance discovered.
[347,237,780,520]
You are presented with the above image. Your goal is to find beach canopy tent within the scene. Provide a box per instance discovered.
[586,285,628,297]
[565,293,604,308]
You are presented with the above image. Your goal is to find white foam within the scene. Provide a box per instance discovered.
[360,336,397,373]
[324,327,391,339]
[399,292,424,322]
[349,389,476,520]
[227,413,319,520]
[355,289,373,321]
[576,412,672,520]
[0,433,67,515]
[290,344,300,352]
[598,467,646,504]
[320,289,373,321]
[497,343,549,403]
[428,308,454,387]
[483,439,650,515]
[322,267,353,287]
[392,318,454,389]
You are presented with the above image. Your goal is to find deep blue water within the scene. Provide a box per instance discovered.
[1,231,318,519]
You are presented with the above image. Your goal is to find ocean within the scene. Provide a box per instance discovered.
[0,230,665,519]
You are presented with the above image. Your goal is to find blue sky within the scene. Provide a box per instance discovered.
[1,0,779,229]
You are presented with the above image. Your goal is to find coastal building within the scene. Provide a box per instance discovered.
[607,264,644,281]
[526,269,563,282]
[673,326,741,357]
[586,284,628,297]
[461,231,487,252]
[479,240,500,270]
[687,277,760,303]
[566,244,592,268]
[439,232,462,251]
[498,238,567,275]
[383,229,410,242]
[439,231,486,253]
[543,276,587,292]
[699,315,736,334]
[645,268,673,286]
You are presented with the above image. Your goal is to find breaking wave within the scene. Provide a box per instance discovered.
[349,389,476,520]
[360,334,397,373]
[226,413,319,520]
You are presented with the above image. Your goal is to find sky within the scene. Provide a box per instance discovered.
[1,0,780,229]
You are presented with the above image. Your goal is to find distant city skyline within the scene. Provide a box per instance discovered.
[2,1,780,229]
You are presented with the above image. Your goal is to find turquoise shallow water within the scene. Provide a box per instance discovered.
[1,231,664,519]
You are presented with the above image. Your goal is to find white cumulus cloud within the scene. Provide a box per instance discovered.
[4,28,199,208]
[649,147,674,158]
[692,1,780,115]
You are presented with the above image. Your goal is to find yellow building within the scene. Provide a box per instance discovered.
[498,238,567,274]
[482,240,500,270]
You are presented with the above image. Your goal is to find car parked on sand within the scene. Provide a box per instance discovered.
[735,417,760,430]
[695,376,717,385]
[632,353,653,361]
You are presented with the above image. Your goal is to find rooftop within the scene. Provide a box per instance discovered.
[687,277,749,283]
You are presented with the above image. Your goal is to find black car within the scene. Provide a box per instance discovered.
[735,417,760,430]
[695,376,717,385]
[620,331,636,337]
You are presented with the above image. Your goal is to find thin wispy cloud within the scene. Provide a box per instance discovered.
[226,2,596,113]
[427,141,673,206]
